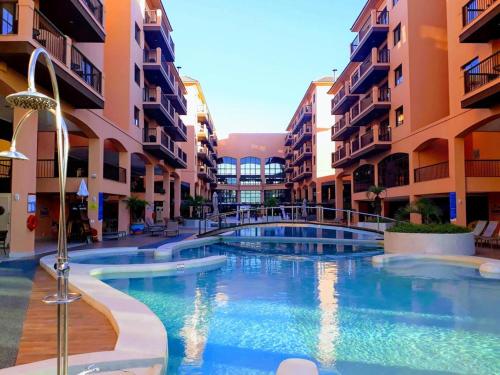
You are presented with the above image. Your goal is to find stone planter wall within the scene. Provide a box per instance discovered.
[384,231,474,255]
[358,222,395,232]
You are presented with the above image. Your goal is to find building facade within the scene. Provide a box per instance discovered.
[216,133,289,210]
[284,77,336,204]
[0,0,187,256]
[330,0,499,225]
[180,76,218,203]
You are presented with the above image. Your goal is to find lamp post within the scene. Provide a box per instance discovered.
[1,47,81,375]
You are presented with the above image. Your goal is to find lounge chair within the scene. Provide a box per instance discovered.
[471,220,488,236]
[165,220,179,237]
[145,217,165,233]
[476,221,498,248]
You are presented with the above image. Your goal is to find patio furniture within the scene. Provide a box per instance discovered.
[476,221,498,248]
[0,230,8,256]
[165,220,179,237]
[145,217,165,233]
[471,220,488,236]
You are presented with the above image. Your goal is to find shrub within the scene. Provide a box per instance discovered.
[387,222,471,234]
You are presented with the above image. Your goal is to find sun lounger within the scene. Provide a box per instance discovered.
[165,220,179,237]
[145,217,165,233]
[472,220,488,236]
[476,221,498,248]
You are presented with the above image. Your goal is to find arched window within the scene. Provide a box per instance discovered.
[217,157,237,185]
[240,156,261,185]
[265,157,285,184]
[378,153,409,188]
[353,164,374,193]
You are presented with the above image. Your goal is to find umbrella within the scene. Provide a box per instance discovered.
[212,192,219,216]
[77,179,89,201]
[301,198,307,219]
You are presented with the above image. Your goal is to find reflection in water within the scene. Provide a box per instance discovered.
[180,288,209,365]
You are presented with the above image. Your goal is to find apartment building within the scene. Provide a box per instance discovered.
[216,133,289,209]
[180,76,218,203]
[284,77,335,204]
[0,0,187,256]
[330,0,499,225]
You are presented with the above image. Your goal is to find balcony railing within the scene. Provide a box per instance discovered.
[144,48,175,85]
[33,9,66,63]
[332,85,347,109]
[350,10,389,54]
[82,0,104,25]
[360,131,374,148]
[414,162,449,183]
[379,127,392,141]
[144,9,175,54]
[351,138,360,153]
[462,0,497,26]
[71,45,102,93]
[464,51,499,94]
[332,147,347,163]
[465,159,500,177]
[37,157,88,178]
[143,87,176,119]
[104,163,127,183]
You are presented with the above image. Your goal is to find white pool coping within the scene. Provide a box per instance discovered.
[0,237,224,375]
[372,253,500,279]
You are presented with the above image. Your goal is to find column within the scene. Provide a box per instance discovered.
[308,184,314,203]
[9,108,38,257]
[449,137,467,226]
[335,176,344,219]
[87,137,103,240]
[144,163,155,221]
[173,175,181,218]
[163,170,170,221]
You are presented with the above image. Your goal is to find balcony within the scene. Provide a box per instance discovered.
[0,7,104,108]
[144,9,175,61]
[168,80,188,115]
[465,159,500,177]
[143,87,186,141]
[350,86,391,126]
[142,127,183,168]
[331,83,359,115]
[103,163,127,183]
[285,147,293,159]
[197,105,214,131]
[143,48,175,94]
[349,127,391,160]
[331,113,357,141]
[198,164,216,183]
[350,10,389,62]
[292,143,313,165]
[37,156,88,178]
[293,164,312,182]
[210,134,218,146]
[284,161,294,172]
[350,48,390,94]
[38,0,104,42]
[331,146,352,168]
[460,0,499,43]
[197,145,216,168]
[292,105,312,134]
[284,133,293,146]
[292,125,312,150]
[462,51,500,108]
[414,161,449,183]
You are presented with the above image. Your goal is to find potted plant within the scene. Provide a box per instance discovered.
[358,186,393,230]
[125,196,150,234]
[385,199,473,255]
[181,195,208,228]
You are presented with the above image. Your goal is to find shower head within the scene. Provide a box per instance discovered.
[6,89,57,111]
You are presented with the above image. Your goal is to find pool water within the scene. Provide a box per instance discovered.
[227,225,379,239]
[104,243,500,375]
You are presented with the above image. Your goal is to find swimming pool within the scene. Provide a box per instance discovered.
[104,242,500,375]
[225,225,380,239]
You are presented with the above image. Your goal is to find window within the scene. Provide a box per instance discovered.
[240,157,261,185]
[134,64,140,85]
[264,189,289,203]
[240,190,261,205]
[134,106,140,127]
[393,0,399,6]
[378,153,409,188]
[1,2,16,35]
[135,23,141,44]
[353,164,375,193]
[395,106,404,127]
[264,157,285,184]
[393,23,401,46]
[217,157,237,185]
[219,190,237,204]
[394,64,403,86]
[462,57,479,72]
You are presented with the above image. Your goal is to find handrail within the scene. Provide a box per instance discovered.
[462,0,497,26]
[198,205,399,235]
[464,51,499,94]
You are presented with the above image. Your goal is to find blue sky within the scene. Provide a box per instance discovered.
[164,0,366,138]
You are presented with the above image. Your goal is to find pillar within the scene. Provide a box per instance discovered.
[163,170,170,221]
[87,137,103,240]
[144,163,154,221]
[308,184,314,203]
[449,137,467,226]
[335,176,344,219]
[9,108,38,257]
[173,175,181,218]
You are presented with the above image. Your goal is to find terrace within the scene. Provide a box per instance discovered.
[461,51,500,108]
[144,9,175,61]
[350,9,389,62]
[350,48,390,94]
[331,83,359,115]
[460,0,499,43]
[349,86,391,127]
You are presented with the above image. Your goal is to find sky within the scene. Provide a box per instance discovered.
[164,0,367,138]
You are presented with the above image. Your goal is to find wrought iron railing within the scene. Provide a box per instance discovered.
[33,9,66,63]
[360,131,374,148]
[144,9,175,55]
[82,0,104,25]
[462,0,497,26]
[351,138,360,153]
[378,127,392,141]
[37,157,88,178]
[465,159,500,177]
[414,161,449,182]
[71,45,102,93]
[350,10,389,53]
[103,163,126,183]
[464,51,499,94]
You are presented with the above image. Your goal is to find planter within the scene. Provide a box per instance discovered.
[358,222,395,232]
[384,231,474,255]
[130,223,145,234]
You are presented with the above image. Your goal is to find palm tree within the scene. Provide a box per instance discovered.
[366,185,386,216]
[125,196,149,223]
[183,195,206,219]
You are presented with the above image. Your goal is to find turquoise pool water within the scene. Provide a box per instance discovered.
[226,225,379,239]
[104,243,500,375]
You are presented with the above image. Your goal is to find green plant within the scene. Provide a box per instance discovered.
[366,185,386,216]
[395,198,442,224]
[125,196,149,223]
[387,222,471,234]
[264,197,279,208]
[182,195,207,219]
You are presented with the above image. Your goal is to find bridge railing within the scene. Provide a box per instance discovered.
[198,205,398,235]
